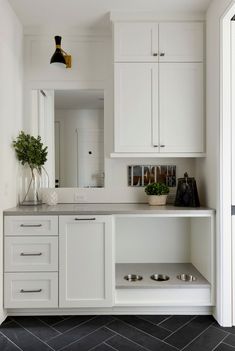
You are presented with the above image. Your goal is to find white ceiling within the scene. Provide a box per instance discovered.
[9,0,212,28]
[54,90,104,110]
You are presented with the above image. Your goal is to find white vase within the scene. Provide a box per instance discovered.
[44,188,58,206]
[148,195,168,206]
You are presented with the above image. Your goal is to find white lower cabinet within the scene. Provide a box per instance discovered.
[4,272,58,308]
[59,215,114,308]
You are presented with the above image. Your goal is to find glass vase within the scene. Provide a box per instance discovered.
[19,166,42,206]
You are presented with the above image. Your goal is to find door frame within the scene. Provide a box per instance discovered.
[220,0,235,326]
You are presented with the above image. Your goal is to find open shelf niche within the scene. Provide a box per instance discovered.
[114,214,215,307]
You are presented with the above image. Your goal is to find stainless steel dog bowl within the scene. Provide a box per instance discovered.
[177,274,197,282]
[150,274,170,281]
[124,274,143,282]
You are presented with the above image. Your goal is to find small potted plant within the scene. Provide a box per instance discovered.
[13,131,48,205]
[145,182,169,206]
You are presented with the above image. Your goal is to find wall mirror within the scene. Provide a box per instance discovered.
[32,89,104,188]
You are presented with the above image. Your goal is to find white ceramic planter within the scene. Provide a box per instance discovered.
[148,195,168,206]
[44,189,58,206]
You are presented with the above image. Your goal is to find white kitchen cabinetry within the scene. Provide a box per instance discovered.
[113,21,205,156]
[4,215,59,308]
[114,62,204,153]
[59,215,114,308]
[159,63,204,153]
[114,22,203,63]
[114,63,158,152]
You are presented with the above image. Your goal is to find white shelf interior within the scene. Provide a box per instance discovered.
[115,216,214,306]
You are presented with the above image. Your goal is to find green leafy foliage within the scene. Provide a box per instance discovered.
[13,131,48,171]
[145,182,170,196]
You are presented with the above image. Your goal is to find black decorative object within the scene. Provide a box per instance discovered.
[174,172,200,207]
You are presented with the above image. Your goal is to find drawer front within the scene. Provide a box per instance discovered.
[4,272,58,308]
[4,216,58,236]
[5,237,58,272]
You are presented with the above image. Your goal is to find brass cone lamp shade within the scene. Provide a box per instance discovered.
[50,36,72,68]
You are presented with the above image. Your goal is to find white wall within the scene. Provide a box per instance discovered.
[0,0,23,323]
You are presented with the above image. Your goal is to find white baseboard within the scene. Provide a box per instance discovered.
[6,306,213,316]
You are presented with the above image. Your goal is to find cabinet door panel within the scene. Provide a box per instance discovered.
[59,216,113,307]
[114,23,158,62]
[159,23,204,62]
[115,63,158,152]
[159,63,204,153]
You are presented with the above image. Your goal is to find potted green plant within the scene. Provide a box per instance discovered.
[145,182,169,206]
[13,131,48,205]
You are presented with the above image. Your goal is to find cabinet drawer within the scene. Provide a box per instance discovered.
[4,216,58,236]
[5,237,58,272]
[4,272,58,308]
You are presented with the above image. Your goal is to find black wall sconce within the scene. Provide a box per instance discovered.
[50,36,72,68]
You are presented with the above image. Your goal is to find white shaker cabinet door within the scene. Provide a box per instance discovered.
[159,23,204,62]
[114,22,158,62]
[59,215,114,308]
[159,63,204,153]
[114,63,159,152]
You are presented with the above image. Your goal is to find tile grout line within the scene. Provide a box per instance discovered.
[164,315,200,341]
[221,341,235,349]
[88,335,118,351]
[104,321,179,350]
[134,315,173,333]
[211,333,234,351]
[47,315,98,341]
[57,319,116,351]
[50,315,93,328]
[104,325,152,351]
[35,316,64,336]
[11,319,55,351]
[0,330,24,351]
[180,323,227,351]
[103,341,119,351]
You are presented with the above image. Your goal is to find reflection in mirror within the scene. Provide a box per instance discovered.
[34,89,104,188]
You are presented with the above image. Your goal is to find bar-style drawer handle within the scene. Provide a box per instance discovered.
[20,289,42,293]
[74,218,96,221]
[20,252,42,256]
[160,52,165,57]
[20,224,42,228]
[160,145,165,148]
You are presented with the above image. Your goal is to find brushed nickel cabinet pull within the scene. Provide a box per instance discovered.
[20,252,42,256]
[74,218,96,221]
[20,224,42,228]
[20,289,42,293]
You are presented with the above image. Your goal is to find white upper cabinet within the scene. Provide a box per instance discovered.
[159,23,204,62]
[114,22,158,62]
[159,63,204,153]
[114,63,158,152]
[113,20,205,156]
[114,22,203,63]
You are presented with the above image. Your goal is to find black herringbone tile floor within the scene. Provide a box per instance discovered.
[0,315,234,351]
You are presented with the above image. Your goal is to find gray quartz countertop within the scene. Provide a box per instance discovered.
[4,203,215,216]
